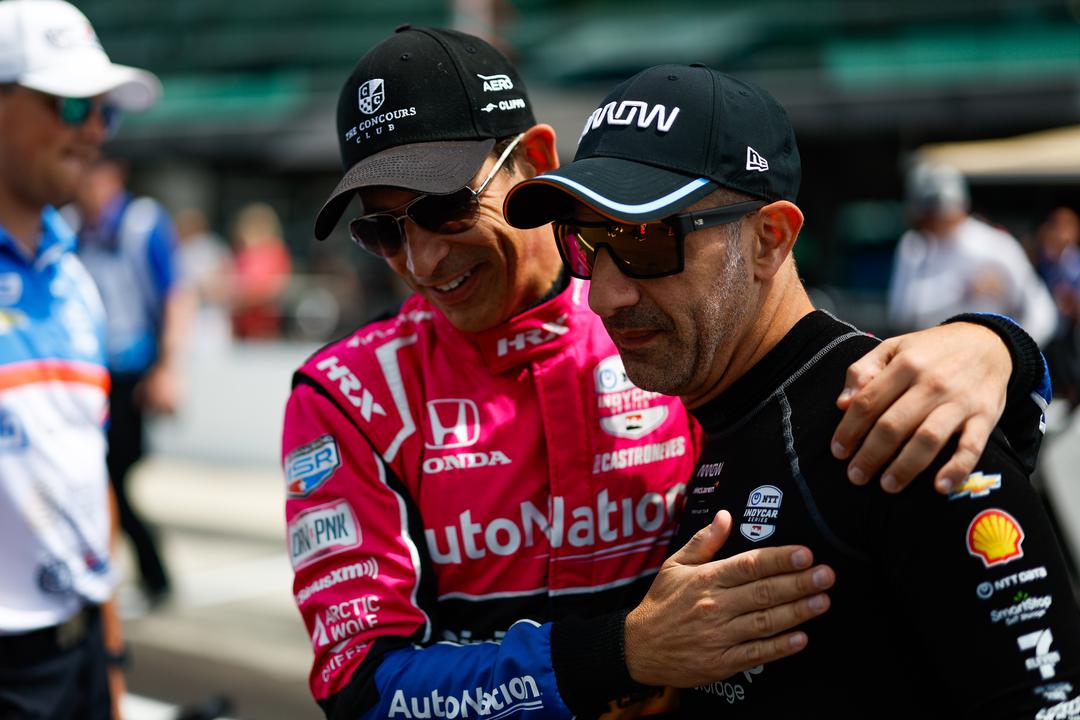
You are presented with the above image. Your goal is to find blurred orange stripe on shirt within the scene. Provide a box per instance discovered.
[0,361,110,393]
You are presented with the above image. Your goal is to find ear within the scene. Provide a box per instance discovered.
[751,200,803,281]
[516,124,559,178]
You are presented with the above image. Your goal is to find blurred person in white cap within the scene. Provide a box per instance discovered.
[0,0,160,718]
[888,162,1057,346]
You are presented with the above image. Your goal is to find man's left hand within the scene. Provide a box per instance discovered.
[831,322,1010,494]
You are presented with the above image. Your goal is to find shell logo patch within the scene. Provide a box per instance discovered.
[740,485,783,542]
[967,509,1025,568]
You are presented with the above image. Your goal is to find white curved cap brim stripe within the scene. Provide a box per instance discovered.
[503,155,719,228]
[531,174,710,216]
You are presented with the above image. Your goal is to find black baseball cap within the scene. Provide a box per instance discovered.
[314,25,537,240]
[504,63,800,228]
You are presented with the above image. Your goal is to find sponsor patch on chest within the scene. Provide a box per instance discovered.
[599,406,668,439]
[739,484,783,542]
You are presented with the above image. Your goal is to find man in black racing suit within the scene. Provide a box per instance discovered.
[671,308,1078,718]
[503,62,1080,719]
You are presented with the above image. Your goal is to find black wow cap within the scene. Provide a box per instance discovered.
[314,24,536,239]
[504,63,800,228]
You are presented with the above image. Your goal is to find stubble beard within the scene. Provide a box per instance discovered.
[612,242,749,397]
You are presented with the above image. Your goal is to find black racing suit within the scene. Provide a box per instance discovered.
[672,311,1080,719]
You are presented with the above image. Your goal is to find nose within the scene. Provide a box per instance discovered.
[588,247,640,318]
[401,220,452,279]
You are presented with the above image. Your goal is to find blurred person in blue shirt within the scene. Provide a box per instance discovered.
[66,157,193,605]
[0,0,161,716]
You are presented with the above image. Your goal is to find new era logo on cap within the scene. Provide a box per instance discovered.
[746,147,769,172]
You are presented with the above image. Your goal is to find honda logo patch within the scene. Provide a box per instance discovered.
[425,399,481,449]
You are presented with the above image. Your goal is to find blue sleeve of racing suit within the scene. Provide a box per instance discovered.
[345,621,573,720]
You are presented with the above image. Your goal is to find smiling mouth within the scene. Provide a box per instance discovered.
[435,270,472,293]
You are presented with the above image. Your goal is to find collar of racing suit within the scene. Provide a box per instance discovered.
[439,276,591,374]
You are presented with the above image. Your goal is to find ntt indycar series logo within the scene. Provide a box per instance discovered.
[594,355,665,415]
[388,674,542,718]
[740,485,783,542]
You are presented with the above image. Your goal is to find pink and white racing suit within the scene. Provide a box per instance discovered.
[282,278,699,718]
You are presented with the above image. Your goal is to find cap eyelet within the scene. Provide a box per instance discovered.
[400,53,411,61]
[465,45,477,53]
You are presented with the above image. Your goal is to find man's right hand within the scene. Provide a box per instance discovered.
[623,510,834,688]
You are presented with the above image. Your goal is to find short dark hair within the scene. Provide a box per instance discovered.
[704,186,757,207]
[690,187,760,243]
[491,134,523,176]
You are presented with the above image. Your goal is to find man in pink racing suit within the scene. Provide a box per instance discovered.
[282,26,1048,720]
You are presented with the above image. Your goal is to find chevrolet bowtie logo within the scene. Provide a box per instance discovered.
[949,472,1002,500]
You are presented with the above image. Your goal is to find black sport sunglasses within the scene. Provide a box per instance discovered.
[348,133,524,258]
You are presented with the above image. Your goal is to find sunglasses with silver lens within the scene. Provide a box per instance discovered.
[553,200,765,280]
[348,133,524,258]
